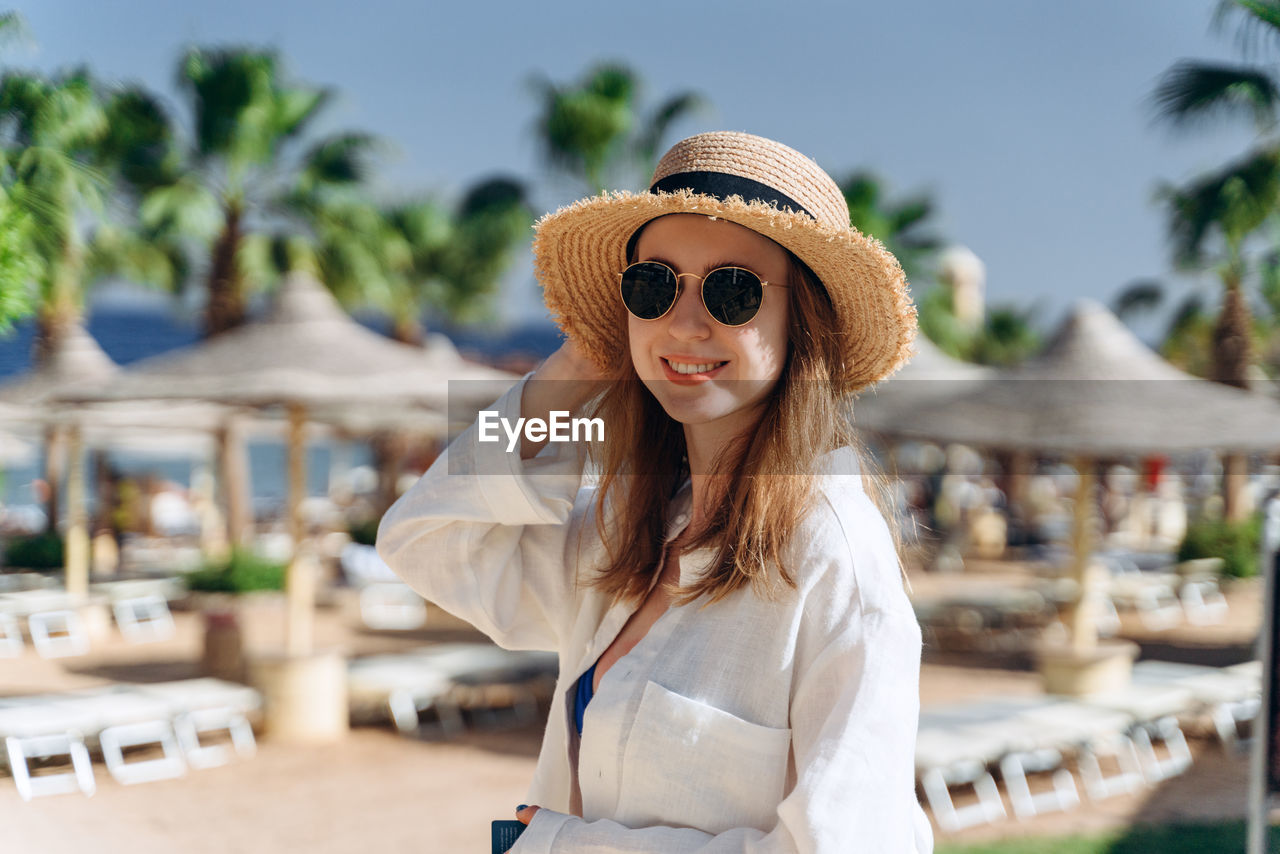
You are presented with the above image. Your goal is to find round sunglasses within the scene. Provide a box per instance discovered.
[617,261,789,327]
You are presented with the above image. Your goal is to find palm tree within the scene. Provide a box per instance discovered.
[841,171,942,284]
[137,46,383,337]
[239,175,533,344]
[1155,148,1280,387]
[530,62,705,195]
[1150,0,1280,388]
[0,68,112,363]
[0,13,38,329]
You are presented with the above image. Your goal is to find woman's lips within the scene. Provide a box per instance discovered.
[660,357,728,384]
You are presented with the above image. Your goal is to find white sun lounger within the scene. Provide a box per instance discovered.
[359,583,428,631]
[348,656,462,735]
[5,733,96,800]
[917,698,1061,829]
[40,687,185,786]
[1131,660,1261,751]
[0,698,101,800]
[134,679,261,768]
[0,611,22,657]
[917,693,1149,829]
[28,609,90,658]
[113,595,176,644]
[1078,684,1195,783]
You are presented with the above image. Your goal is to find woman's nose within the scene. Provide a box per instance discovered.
[664,277,712,340]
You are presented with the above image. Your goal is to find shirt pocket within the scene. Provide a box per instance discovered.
[617,679,791,835]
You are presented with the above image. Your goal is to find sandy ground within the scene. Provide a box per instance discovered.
[0,563,1269,853]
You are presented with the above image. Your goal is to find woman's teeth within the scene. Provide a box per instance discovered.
[666,359,726,375]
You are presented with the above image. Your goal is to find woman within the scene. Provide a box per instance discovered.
[377,131,932,852]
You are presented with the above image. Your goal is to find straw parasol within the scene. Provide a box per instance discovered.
[863,301,1280,694]
[863,301,1280,456]
[65,272,517,681]
[0,323,236,595]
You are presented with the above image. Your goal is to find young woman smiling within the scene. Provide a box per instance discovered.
[377,131,932,852]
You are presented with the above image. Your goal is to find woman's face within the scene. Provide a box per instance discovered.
[628,213,791,433]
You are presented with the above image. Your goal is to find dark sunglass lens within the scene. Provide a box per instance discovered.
[620,263,677,319]
[702,268,763,326]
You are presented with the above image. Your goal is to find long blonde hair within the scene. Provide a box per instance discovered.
[582,244,901,608]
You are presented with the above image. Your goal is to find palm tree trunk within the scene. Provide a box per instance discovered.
[34,298,80,533]
[1212,284,1255,522]
[1211,283,1253,388]
[206,206,246,337]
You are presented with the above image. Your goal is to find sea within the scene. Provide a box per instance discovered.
[0,302,565,518]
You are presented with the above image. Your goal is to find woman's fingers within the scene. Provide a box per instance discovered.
[515,804,541,825]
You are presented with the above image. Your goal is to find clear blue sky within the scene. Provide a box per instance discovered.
[20,0,1263,338]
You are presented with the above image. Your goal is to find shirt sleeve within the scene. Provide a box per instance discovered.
[375,373,593,652]
[510,489,934,854]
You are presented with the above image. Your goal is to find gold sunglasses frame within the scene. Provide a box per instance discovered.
[616,261,789,328]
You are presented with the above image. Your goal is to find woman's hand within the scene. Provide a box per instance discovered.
[534,337,611,384]
[515,804,541,825]
[519,337,612,459]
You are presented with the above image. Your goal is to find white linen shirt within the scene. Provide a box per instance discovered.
[376,375,933,853]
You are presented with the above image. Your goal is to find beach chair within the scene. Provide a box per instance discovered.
[1074,730,1145,801]
[27,609,90,658]
[99,720,187,785]
[1109,575,1183,631]
[999,747,1079,820]
[136,679,261,768]
[1131,659,1261,752]
[0,610,22,657]
[46,686,187,786]
[113,594,177,643]
[410,644,557,727]
[348,655,463,736]
[1007,699,1142,804]
[915,699,1040,831]
[920,757,1007,832]
[359,583,428,631]
[1180,579,1228,626]
[173,706,257,769]
[1081,684,1195,783]
[5,733,96,800]
[0,697,100,800]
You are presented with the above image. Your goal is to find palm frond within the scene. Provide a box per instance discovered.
[140,175,222,241]
[100,86,179,191]
[1151,60,1280,131]
[1112,279,1166,319]
[298,131,384,189]
[1214,0,1280,59]
[635,92,707,168]
[1159,144,1280,266]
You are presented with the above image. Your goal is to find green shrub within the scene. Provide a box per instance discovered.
[348,518,380,547]
[1177,513,1263,579]
[185,549,286,593]
[3,532,64,570]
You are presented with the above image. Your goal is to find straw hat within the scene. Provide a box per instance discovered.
[533,131,917,394]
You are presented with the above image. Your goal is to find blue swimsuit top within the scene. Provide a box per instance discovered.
[574,478,690,736]
[574,660,599,736]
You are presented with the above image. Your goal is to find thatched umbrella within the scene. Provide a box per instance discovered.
[0,323,235,595]
[68,272,516,658]
[864,301,1280,694]
[64,272,517,740]
[863,301,1280,456]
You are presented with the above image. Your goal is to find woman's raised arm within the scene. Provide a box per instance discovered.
[375,339,609,651]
